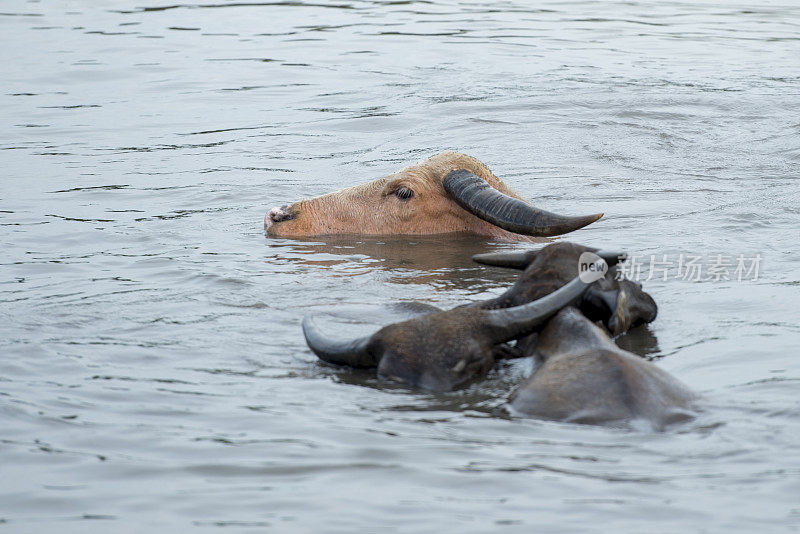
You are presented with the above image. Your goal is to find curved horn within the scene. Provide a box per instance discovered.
[472,250,539,270]
[443,170,603,237]
[483,266,598,343]
[302,316,377,368]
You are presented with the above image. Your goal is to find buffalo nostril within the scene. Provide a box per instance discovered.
[265,207,282,230]
[270,208,284,223]
[265,205,295,230]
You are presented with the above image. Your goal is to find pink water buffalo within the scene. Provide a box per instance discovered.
[265,152,603,241]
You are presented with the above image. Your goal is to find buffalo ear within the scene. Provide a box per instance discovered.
[613,281,658,332]
[581,281,658,337]
[472,250,539,270]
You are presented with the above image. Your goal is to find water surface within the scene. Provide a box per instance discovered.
[2,0,800,532]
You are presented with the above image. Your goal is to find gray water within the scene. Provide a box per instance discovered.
[2,0,800,532]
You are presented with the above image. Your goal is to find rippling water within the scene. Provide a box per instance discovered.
[2,0,800,532]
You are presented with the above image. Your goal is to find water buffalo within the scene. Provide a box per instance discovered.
[303,265,603,392]
[472,242,658,337]
[508,306,698,429]
[266,152,603,241]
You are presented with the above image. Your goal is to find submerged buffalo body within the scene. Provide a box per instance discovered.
[509,306,698,429]
[266,152,603,241]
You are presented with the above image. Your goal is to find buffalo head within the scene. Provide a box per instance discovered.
[472,242,658,337]
[266,152,603,241]
[302,264,604,392]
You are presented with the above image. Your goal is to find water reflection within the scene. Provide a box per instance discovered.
[615,324,661,359]
[266,234,527,292]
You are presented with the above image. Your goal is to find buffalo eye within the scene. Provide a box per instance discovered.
[394,187,414,200]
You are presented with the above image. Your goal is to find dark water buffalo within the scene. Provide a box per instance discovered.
[509,306,698,430]
[303,240,694,428]
[472,242,658,337]
[266,152,603,241]
[303,267,602,392]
